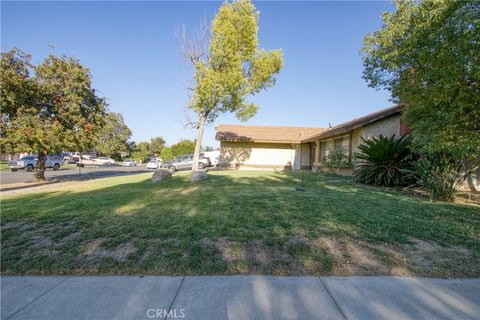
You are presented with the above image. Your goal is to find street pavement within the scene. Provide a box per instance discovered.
[0,165,150,186]
[1,276,479,320]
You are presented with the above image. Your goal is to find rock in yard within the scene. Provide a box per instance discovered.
[191,170,208,182]
[151,168,172,182]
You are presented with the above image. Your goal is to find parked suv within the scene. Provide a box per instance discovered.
[163,153,211,173]
[8,156,61,172]
[62,152,81,164]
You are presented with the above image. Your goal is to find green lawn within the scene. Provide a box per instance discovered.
[0,160,8,171]
[1,171,479,277]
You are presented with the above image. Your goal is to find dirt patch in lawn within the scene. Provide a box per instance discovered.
[407,237,471,268]
[314,237,412,276]
[82,239,136,263]
[402,237,476,276]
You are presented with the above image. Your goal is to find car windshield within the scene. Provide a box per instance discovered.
[20,156,35,160]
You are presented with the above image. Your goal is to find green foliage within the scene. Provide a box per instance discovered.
[171,139,195,157]
[95,112,132,156]
[160,147,174,162]
[149,137,166,156]
[0,48,107,179]
[413,154,479,202]
[354,135,415,187]
[320,149,352,169]
[189,0,283,124]
[362,0,480,158]
[184,0,283,173]
[131,141,150,163]
[130,152,145,164]
[1,48,107,154]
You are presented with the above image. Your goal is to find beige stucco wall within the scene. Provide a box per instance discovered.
[219,141,295,170]
[351,115,401,156]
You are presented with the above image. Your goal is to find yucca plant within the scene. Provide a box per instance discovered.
[413,154,479,202]
[354,135,415,187]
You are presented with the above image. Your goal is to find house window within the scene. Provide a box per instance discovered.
[334,138,343,151]
[334,136,349,152]
[320,141,327,161]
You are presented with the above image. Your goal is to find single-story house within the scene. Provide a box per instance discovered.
[216,104,479,190]
[216,104,407,171]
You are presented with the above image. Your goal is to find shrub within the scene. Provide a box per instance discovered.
[160,147,174,162]
[354,135,415,187]
[320,149,353,169]
[413,154,479,202]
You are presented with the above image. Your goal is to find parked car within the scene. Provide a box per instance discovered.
[8,156,61,172]
[121,159,137,167]
[163,153,211,173]
[146,159,162,170]
[93,157,116,165]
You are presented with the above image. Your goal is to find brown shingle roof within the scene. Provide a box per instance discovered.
[216,124,326,144]
[302,104,405,142]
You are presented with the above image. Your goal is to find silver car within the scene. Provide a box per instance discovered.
[121,159,137,167]
[163,154,211,173]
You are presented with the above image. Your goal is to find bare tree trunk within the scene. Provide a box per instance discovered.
[34,151,46,181]
[191,114,206,174]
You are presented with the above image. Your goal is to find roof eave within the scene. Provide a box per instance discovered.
[302,105,404,142]
[218,138,302,144]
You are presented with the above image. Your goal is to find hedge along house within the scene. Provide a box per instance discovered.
[215,125,326,170]
[303,104,409,175]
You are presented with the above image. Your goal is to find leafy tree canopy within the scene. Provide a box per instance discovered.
[171,139,195,157]
[362,0,480,158]
[149,136,166,156]
[160,146,174,162]
[182,0,283,174]
[96,112,132,156]
[1,48,107,180]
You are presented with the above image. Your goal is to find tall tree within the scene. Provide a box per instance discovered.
[1,48,107,180]
[179,0,283,179]
[149,136,166,156]
[131,141,150,163]
[96,112,132,156]
[362,0,480,159]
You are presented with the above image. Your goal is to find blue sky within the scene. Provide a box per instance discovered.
[1,1,394,147]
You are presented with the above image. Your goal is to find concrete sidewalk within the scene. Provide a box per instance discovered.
[1,276,479,320]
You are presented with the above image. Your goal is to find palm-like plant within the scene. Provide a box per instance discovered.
[414,154,479,202]
[354,135,415,187]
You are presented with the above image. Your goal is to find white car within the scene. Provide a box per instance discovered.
[94,157,116,165]
[121,159,137,167]
[146,159,162,169]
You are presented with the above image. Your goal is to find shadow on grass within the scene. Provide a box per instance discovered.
[1,171,479,276]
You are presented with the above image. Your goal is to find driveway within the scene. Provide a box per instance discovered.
[0,165,150,186]
[1,276,479,320]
